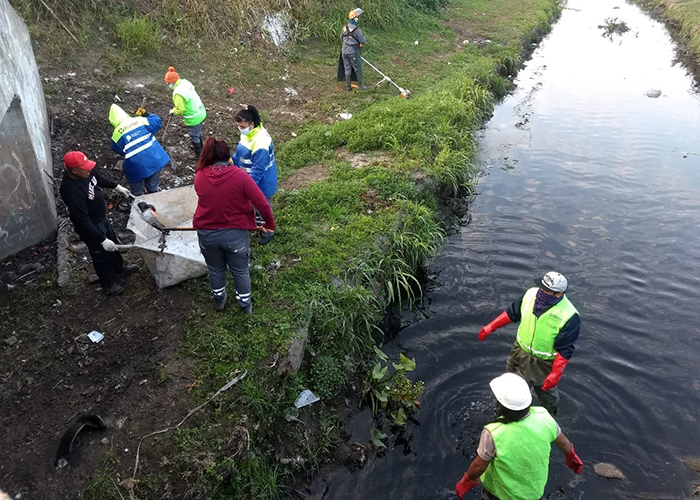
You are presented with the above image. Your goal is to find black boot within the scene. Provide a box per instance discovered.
[193,140,202,159]
[346,75,353,92]
[358,79,367,90]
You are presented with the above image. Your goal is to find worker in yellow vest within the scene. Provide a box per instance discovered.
[164,66,207,158]
[455,373,583,499]
[477,272,581,416]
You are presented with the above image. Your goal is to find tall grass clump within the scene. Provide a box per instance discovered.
[114,14,161,56]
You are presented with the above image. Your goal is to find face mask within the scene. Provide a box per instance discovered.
[168,83,174,89]
[239,127,251,135]
[533,289,562,317]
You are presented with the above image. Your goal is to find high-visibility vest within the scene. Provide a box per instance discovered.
[173,79,206,126]
[516,288,578,360]
[481,407,559,500]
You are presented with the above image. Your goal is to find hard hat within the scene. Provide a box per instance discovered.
[535,271,568,293]
[489,373,532,411]
[349,8,363,19]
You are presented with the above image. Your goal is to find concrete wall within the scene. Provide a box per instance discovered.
[0,0,56,260]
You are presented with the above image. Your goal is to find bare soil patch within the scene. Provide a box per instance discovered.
[281,163,330,190]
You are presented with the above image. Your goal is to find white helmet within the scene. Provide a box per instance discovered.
[535,271,568,293]
[489,373,532,411]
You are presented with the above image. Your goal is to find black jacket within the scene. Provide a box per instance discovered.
[60,170,117,246]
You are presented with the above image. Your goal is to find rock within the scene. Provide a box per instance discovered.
[0,271,16,284]
[4,335,18,346]
[646,88,662,98]
[593,462,626,480]
[683,456,700,473]
[277,322,309,376]
[57,218,72,287]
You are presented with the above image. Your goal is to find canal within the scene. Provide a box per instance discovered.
[324,0,700,497]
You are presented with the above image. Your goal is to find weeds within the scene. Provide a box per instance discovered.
[362,347,424,425]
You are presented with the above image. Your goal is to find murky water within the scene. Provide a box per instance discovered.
[324,0,700,498]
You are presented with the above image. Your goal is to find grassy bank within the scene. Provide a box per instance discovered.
[7,0,560,498]
[633,0,700,64]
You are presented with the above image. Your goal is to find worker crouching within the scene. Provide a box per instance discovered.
[193,138,275,313]
[455,373,583,500]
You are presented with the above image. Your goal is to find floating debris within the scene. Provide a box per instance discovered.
[594,462,626,480]
[645,88,662,98]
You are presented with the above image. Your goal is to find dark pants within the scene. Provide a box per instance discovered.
[129,169,161,196]
[86,219,124,288]
[505,343,560,415]
[342,48,363,83]
[482,488,542,500]
[187,123,202,147]
[254,197,274,232]
[197,228,251,308]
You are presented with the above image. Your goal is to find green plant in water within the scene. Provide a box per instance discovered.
[362,346,424,425]
[310,355,346,399]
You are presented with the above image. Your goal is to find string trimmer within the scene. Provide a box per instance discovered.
[361,57,412,98]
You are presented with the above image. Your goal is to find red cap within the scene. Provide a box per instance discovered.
[63,151,96,171]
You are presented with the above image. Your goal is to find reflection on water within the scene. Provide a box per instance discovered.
[321,0,700,498]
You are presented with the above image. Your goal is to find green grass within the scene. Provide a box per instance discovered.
[10,0,562,497]
[634,0,700,62]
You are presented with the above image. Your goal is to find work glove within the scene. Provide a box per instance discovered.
[455,473,479,499]
[478,311,512,341]
[115,185,133,198]
[136,107,147,116]
[542,353,569,391]
[564,444,584,474]
[101,238,119,252]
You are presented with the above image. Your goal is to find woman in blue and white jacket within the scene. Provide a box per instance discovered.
[232,105,278,244]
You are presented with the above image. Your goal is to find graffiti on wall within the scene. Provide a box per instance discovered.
[0,151,37,249]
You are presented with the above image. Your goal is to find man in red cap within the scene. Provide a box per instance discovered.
[477,272,581,416]
[59,151,139,296]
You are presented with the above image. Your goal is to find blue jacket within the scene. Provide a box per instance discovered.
[109,104,170,183]
[232,125,278,198]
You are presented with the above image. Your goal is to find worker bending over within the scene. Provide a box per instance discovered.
[456,373,583,500]
[108,104,170,196]
[164,66,207,158]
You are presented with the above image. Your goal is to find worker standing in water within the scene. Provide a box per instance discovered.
[477,272,581,416]
[340,8,367,91]
[164,66,207,158]
[455,373,583,499]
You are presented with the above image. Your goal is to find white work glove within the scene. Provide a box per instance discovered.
[169,108,175,115]
[101,238,119,252]
[115,185,133,198]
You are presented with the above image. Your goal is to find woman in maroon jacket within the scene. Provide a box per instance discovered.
[194,137,275,313]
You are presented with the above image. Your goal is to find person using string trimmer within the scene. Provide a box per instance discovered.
[339,8,367,91]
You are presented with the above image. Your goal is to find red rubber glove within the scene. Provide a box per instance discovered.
[541,353,569,391]
[455,472,479,499]
[564,444,584,474]
[478,311,512,341]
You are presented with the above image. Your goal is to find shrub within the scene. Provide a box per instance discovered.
[310,356,346,399]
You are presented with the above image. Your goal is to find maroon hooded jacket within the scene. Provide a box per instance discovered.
[193,163,275,231]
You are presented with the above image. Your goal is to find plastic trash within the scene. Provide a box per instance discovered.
[294,389,320,408]
[646,88,662,98]
[338,113,352,120]
[87,331,104,343]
